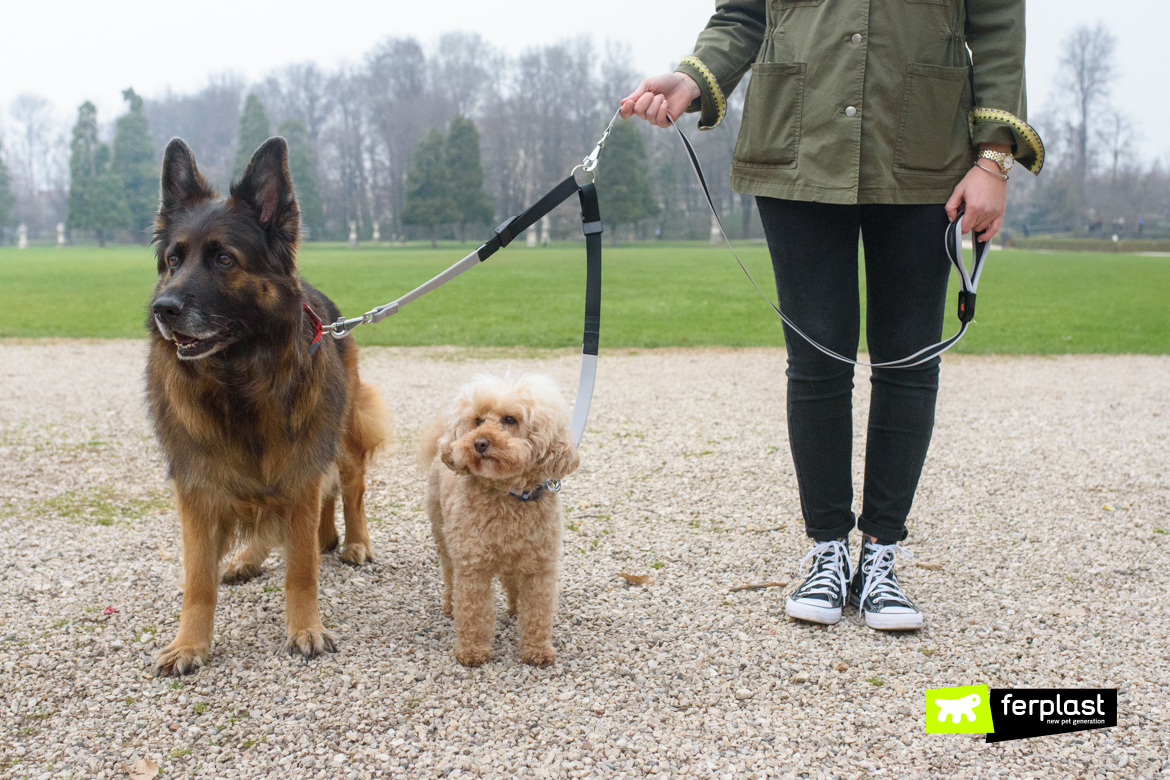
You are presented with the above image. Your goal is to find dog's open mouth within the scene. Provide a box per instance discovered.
[172,331,225,359]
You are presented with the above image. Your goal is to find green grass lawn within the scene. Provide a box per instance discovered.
[1,241,1166,353]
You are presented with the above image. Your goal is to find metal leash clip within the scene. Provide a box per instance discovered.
[543,479,562,493]
[330,313,371,339]
[573,108,622,186]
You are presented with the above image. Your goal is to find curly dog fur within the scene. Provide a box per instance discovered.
[421,373,581,667]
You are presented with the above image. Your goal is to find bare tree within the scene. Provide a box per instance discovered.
[598,41,638,114]
[1095,109,1138,186]
[7,94,68,236]
[430,32,500,119]
[145,74,245,191]
[365,37,445,235]
[324,66,374,238]
[1056,23,1117,186]
[258,62,331,146]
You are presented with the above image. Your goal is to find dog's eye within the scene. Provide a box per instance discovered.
[166,254,179,268]
[474,418,483,427]
[216,253,234,267]
[503,416,517,425]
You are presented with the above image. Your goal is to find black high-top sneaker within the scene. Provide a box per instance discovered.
[849,537,923,630]
[785,539,853,625]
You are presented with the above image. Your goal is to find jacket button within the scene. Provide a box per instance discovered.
[851,33,862,44]
[845,106,857,117]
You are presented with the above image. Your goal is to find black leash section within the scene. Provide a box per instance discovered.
[668,115,990,369]
[328,173,603,446]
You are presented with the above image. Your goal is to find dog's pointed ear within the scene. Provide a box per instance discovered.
[158,138,215,217]
[230,137,300,273]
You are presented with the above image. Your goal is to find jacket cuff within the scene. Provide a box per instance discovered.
[968,108,1045,175]
[676,55,726,130]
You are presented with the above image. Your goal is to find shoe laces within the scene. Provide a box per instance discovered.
[795,540,854,601]
[858,542,914,613]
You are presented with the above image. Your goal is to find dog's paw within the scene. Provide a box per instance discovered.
[521,644,557,668]
[319,534,339,554]
[441,597,453,619]
[153,643,208,677]
[285,628,339,660]
[221,560,264,584]
[455,645,491,667]
[340,543,374,566]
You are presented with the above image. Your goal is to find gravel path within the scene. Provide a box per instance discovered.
[1,340,1167,780]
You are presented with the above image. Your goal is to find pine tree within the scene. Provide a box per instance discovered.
[401,129,459,248]
[67,101,131,247]
[443,115,493,241]
[278,119,323,240]
[233,94,272,180]
[111,89,157,241]
[0,138,15,233]
[597,120,657,240]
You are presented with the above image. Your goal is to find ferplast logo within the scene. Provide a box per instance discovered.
[925,685,995,734]
[925,686,1118,742]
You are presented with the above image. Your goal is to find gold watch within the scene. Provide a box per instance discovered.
[977,149,1015,174]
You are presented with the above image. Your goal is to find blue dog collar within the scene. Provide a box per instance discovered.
[509,479,562,502]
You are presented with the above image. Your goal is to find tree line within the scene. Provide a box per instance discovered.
[0,34,735,247]
[1,25,1166,245]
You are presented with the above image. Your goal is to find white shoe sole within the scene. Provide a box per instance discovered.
[785,599,842,625]
[863,609,923,631]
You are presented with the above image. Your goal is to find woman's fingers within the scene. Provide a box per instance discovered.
[633,91,657,121]
[947,165,1007,240]
[648,93,666,126]
[622,78,652,106]
[975,214,1002,242]
[655,98,672,127]
[944,183,964,223]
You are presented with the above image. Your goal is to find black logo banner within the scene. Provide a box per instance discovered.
[985,689,1117,743]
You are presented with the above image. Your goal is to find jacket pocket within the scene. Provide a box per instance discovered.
[733,62,806,169]
[893,63,972,175]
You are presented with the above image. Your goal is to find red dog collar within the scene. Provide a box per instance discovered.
[304,303,323,356]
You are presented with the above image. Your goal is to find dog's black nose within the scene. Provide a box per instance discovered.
[474,438,489,454]
[153,295,184,319]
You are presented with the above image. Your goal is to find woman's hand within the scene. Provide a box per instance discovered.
[945,159,1008,241]
[620,73,701,128]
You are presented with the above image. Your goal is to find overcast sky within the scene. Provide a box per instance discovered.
[2,0,1167,162]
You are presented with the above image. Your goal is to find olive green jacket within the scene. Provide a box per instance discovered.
[675,0,1045,205]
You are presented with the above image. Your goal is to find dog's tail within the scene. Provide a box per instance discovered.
[348,381,392,461]
[417,412,445,473]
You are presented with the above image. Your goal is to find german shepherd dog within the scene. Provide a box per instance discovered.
[147,137,390,676]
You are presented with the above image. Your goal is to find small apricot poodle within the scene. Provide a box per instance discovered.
[421,373,581,667]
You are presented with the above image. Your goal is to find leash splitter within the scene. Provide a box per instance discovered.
[666,114,990,369]
[330,124,612,446]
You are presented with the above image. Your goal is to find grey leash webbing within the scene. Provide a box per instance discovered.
[667,114,991,369]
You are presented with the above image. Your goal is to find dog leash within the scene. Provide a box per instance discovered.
[666,114,990,369]
[329,111,619,447]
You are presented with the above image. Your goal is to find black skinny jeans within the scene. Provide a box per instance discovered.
[756,198,952,544]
